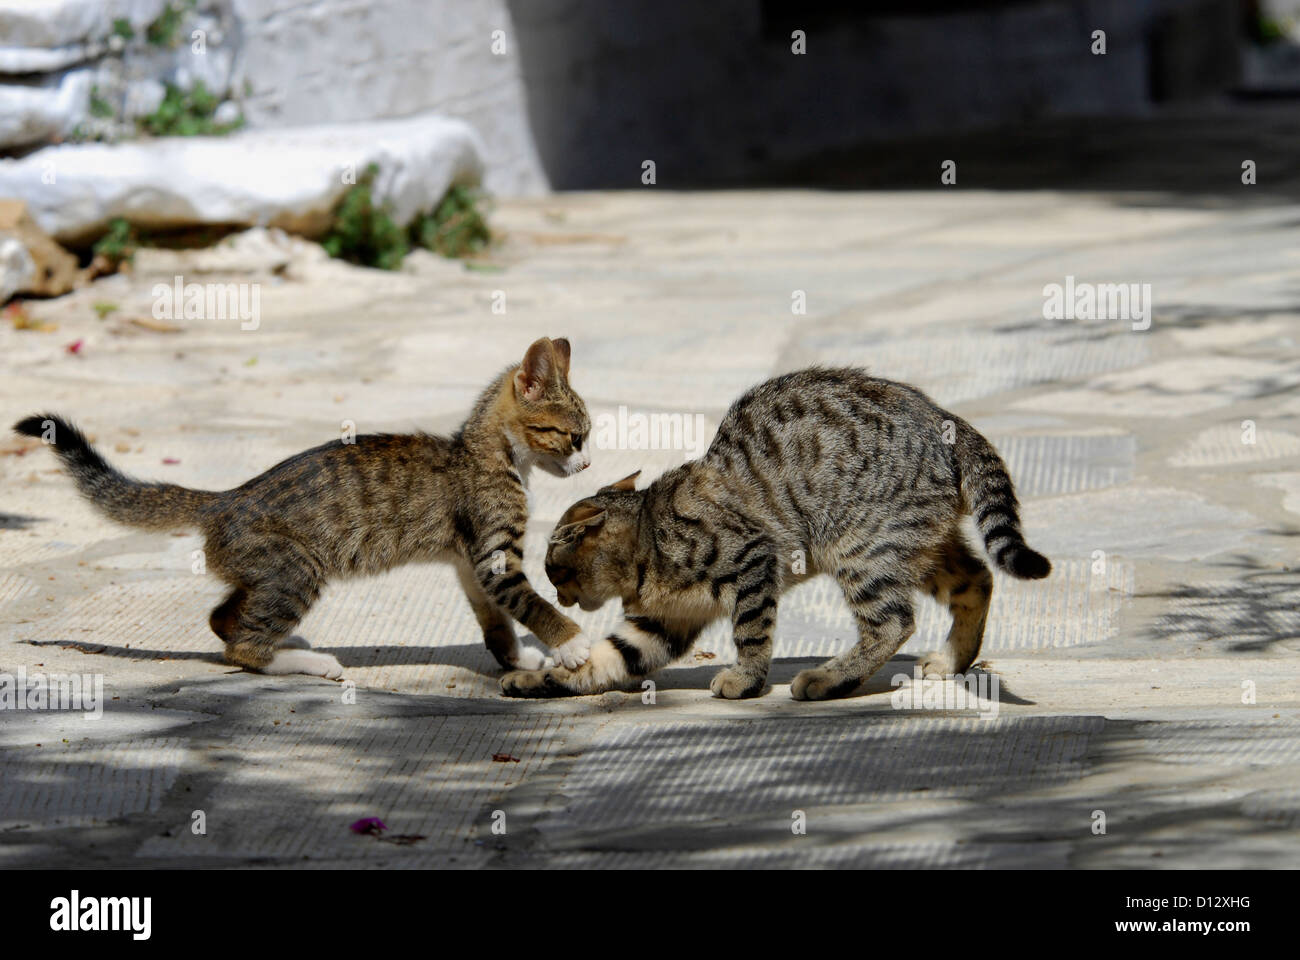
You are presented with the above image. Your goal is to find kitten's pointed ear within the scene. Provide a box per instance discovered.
[514,338,554,402]
[551,337,571,378]
[566,502,605,525]
[600,470,641,493]
[550,500,606,544]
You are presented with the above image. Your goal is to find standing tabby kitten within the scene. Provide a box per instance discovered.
[502,366,1050,700]
[15,336,596,679]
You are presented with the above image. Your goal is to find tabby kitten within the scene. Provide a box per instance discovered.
[15,336,596,679]
[501,366,1050,700]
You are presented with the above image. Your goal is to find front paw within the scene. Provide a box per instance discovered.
[709,666,766,699]
[508,645,548,671]
[790,667,859,701]
[501,668,573,698]
[551,632,592,669]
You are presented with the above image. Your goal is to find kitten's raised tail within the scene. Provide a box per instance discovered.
[953,419,1051,580]
[14,413,218,531]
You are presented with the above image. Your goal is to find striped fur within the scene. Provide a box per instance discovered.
[15,337,595,678]
[502,367,1050,701]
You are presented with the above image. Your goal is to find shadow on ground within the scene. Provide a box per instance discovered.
[1142,556,1300,653]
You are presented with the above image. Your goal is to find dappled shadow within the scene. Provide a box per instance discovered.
[516,714,1105,848]
[23,638,226,664]
[991,301,1300,346]
[1154,302,1300,330]
[515,714,1300,868]
[1140,556,1300,653]
[0,513,40,530]
[0,691,540,867]
[4,664,1294,868]
[1066,351,1300,408]
[990,314,1136,345]
[19,637,509,680]
[657,654,1037,706]
[658,654,899,693]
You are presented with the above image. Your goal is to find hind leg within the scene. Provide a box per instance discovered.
[917,534,992,678]
[792,562,918,701]
[209,578,341,679]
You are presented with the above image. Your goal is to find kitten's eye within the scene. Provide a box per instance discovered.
[546,563,575,585]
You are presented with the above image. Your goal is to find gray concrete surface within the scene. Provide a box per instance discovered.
[1,189,1298,868]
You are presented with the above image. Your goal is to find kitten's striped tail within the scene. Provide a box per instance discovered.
[953,421,1051,580]
[14,413,218,531]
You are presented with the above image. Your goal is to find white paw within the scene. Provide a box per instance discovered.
[261,649,344,680]
[510,646,548,670]
[552,632,592,669]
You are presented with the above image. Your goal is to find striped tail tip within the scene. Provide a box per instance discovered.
[1002,545,1051,580]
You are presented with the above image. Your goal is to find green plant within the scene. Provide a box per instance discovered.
[112,18,135,41]
[146,1,193,48]
[320,165,409,271]
[92,219,140,268]
[88,86,115,119]
[411,185,492,258]
[138,81,243,137]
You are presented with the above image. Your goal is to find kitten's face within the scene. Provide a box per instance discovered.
[545,474,642,610]
[508,337,592,477]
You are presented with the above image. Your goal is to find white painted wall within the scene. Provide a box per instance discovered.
[231,0,547,194]
[0,0,547,195]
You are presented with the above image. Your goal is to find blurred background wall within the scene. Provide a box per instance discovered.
[506,0,1242,188]
[2,0,1295,193]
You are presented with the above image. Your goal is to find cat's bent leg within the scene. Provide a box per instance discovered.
[454,562,548,670]
[710,551,780,699]
[500,615,691,697]
[792,565,916,700]
[471,552,591,668]
[918,536,992,677]
[210,581,342,679]
[460,497,591,666]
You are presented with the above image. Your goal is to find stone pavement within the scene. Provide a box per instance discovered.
[1,189,1298,868]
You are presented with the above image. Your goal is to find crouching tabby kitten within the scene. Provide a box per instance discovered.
[501,366,1050,701]
[15,336,597,679]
